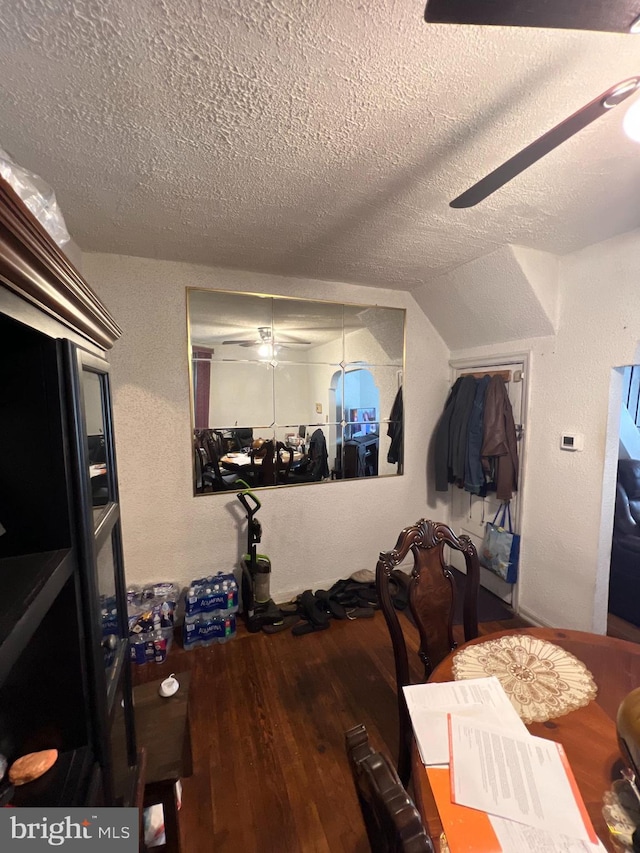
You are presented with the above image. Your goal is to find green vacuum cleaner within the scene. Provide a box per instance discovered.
[237,483,290,633]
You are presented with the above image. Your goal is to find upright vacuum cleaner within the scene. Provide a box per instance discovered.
[237,484,292,633]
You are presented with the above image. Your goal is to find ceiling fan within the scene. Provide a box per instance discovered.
[451,78,640,208]
[221,326,311,348]
[423,1,640,207]
[424,1,640,34]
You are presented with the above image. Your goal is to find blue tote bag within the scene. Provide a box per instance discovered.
[479,503,520,584]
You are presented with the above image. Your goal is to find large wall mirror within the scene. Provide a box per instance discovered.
[188,289,405,494]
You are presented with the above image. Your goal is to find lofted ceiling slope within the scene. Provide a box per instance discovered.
[1,1,640,298]
[412,244,558,350]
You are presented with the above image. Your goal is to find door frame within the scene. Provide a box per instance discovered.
[449,351,530,614]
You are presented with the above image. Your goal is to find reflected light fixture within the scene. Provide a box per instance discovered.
[258,342,279,359]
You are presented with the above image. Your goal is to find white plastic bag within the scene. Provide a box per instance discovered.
[0,147,70,247]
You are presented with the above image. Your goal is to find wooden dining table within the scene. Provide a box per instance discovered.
[220,449,305,469]
[412,627,640,852]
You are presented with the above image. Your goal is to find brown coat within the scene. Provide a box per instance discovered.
[481,375,519,501]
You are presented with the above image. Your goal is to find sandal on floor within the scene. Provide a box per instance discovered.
[327,579,379,609]
[291,590,331,635]
[291,620,329,636]
[315,589,348,620]
[346,606,375,620]
[262,613,302,634]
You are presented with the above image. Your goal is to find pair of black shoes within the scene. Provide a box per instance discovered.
[291,581,378,636]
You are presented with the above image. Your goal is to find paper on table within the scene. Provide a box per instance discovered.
[426,767,606,853]
[490,815,607,853]
[448,715,597,845]
[403,676,527,766]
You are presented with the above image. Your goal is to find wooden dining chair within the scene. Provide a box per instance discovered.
[250,439,276,486]
[376,519,480,785]
[275,441,293,484]
[194,431,238,492]
[345,723,434,853]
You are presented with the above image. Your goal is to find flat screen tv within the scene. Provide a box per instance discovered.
[348,408,377,435]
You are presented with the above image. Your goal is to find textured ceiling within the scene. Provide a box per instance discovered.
[2,1,640,291]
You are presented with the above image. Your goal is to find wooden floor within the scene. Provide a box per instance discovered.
[133,609,529,853]
[607,611,640,643]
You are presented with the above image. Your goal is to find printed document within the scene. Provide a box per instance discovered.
[426,766,605,853]
[448,715,597,845]
[403,676,527,766]
[490,815,606,853]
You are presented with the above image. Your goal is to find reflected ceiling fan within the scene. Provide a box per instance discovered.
[422,1,640,207]
[221,326,311,348]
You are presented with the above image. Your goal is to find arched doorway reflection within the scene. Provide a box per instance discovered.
[331,367,380,477]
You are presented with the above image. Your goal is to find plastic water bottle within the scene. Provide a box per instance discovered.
[216,612,237,644]
[183,614,201,650]
[183,574,238,649]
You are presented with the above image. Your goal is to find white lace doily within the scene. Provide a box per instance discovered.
[452,635,597,723]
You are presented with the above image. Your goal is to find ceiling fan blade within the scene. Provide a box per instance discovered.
[450,78,640,209]
[424,0,640,34]
[222,337,312,346]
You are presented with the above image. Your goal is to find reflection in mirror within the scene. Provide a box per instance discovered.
[82,368,109,514]
[188,289,405,493]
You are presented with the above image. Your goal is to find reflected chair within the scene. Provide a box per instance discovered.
[249,439,288,487]
[250,439,274,486]
[194,433,238,492]
[194,443,214,493]
[376,520,480,785]
[345,723,434,853]
[275,441,293,484]
[231,427,254,451]
[343,441,366,478]
[200,428,226,462]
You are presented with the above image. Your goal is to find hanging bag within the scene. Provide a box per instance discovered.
[479,503,520,583]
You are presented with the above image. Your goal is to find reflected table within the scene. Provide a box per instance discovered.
[220,450,305,469]
[412,628,640,852]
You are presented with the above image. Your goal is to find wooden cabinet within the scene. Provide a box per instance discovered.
[0,177,136,806]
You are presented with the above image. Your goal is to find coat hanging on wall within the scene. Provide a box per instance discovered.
[434,373,518,500]
[386,385,403,469]
[481,375,519,502]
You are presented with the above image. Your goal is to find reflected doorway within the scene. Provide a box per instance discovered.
[332,367,380,478]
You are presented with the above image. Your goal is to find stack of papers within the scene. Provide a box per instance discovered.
[403,677,606,853]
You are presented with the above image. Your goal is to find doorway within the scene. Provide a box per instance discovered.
[447,355,528,609]
[605,364,640,641]
[332,367,380,476]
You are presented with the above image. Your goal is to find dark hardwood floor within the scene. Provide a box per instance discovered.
[607,611,640,643]
[133,610,529,853]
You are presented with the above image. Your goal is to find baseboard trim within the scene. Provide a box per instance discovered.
[517,606,554,628]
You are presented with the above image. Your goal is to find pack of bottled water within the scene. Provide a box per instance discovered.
[127,582,179,665]
[183,571,238,650]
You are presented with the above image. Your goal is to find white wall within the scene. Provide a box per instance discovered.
[84,253,451,600]
[449,228,640,632]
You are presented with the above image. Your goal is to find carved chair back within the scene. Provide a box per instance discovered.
[345,723,434,853]
[375,520,480,784]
